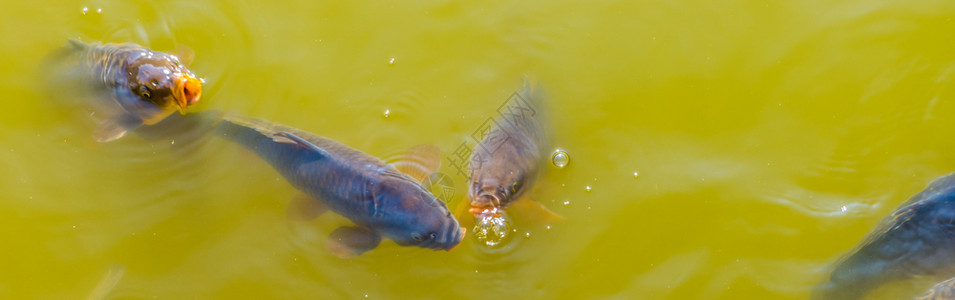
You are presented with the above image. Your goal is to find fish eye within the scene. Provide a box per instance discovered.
[139,86,152,98]
[512,175,525,193]
[411,233,422,241]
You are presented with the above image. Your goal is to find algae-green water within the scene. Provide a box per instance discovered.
[3,0,955,299]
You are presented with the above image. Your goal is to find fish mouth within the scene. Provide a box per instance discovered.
[469,192,505,217]
[173,75,203,113]
[437,226,466,251]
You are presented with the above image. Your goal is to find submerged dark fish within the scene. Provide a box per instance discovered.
[813,172,955,299]
[215,113,464,257]
[49,39,203,142]
[467,79,551,218]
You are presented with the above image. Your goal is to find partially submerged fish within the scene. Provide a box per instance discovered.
[214,113,465,257]
[49,39,203,142]
[467,79,553,219]
[813,172,955,299]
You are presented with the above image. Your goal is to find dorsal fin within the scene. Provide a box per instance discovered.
[272,131,331,158]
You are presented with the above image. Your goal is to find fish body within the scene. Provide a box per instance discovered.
[467,79,547,217]
[813,172,955,299]
[215,113,464,256]
[50,39,202,142]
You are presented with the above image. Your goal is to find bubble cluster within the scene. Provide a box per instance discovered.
[552,149,569,168]
[473,213,513,247]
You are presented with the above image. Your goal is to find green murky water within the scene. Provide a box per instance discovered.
[3,0,955,299]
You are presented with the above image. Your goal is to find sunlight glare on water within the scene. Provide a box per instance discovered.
[2,0,955,299]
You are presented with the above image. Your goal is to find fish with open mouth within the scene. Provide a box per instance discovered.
[467,78,557,219]
[463,78,561,247]
[214,113,465,257]
[47,39,203,142]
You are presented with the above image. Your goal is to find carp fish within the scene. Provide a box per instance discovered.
[214,113,465,257]
[48,39,203,142]
[467,78,555,219]
[813,172,955,299]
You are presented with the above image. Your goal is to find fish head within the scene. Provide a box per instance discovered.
[372,172,465,251]
[125,51,202,116]
[468,169,526,216]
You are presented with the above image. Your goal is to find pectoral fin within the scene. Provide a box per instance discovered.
[287,193,328,222]
[510,198,564,224]
[172,44,195,66]
[326,226,382,258]
[93,119,141,143]
[386,144,441,183]
[67,38,89,50]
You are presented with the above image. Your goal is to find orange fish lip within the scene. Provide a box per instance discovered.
[469,192,504,217]
[469,206,504,218]
[173,75,203,114]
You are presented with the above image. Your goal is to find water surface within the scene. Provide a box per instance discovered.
[3,0,955,299]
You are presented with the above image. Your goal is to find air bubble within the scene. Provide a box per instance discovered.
[585,186,592,192]
[382,109,391,118]
[552,149,569,168]
[473,213,513,247]
[633,172,639,179]
[388,57,396,65]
